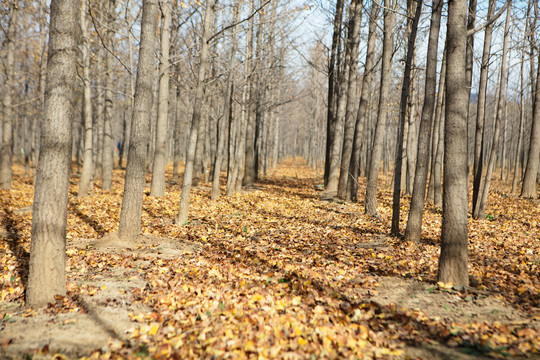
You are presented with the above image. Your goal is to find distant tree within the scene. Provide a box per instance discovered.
[27,0,78,307]
[438,0,469,286]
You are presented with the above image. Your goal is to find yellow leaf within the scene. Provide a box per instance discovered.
[292,296,301,306]
[148,323,159,336]
[298,337,308,346]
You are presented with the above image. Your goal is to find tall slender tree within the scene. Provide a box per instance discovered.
[27,0,78,307]
[117,0,159,239]
[438,0,469,286]
[404,0,443,242]
[150,0,172,197]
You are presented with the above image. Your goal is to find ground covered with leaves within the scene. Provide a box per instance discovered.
[0,160,539,359]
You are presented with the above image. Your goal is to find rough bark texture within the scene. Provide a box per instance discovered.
[0,4,17,190]
[390,0,422,235]
[150,0,172,197]
[27,0,78,308]
[365,0,396,217]
[117,0,159,239]
[177,0,215,225]
[404,0,443,242]
[78,0,94,197]
[438,0,469,287]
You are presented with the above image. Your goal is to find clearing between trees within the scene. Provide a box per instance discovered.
[0,160,538,359]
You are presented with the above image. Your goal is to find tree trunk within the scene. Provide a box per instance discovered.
[391,0,423,235]
[177,0,215,225]
[521,51,540,198]
[0,4,17,190]
[324,0,345,187]
[348,1,379,202]
[365,0,396,217]
[438,0,469,287]
[472,0,496,217]
[102,0,116,190]
[27,0,77,308]
[117,0,159,239]
[477,1,511,216]
[404,0,443,242]
[336,0,363,199]
[512,39,526,194]
[78,0,94,197]
[150,0,172,196]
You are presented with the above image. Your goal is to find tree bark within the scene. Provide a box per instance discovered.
[365,0,396,217]
[472,0,496,218]
[404,0,443,242]
[150,0,172,197]
[348,1,379,202]
[177,0,215,225]
[0,4,17,190]
[27,0,77,308]
[117,0,159,239]
[336,0,363,199]
[521,51,540,198]
[438,0,469,287]
[391,0,423,235]
[478,1,512,215]
[102,0,116,190]
[78,0,94,197]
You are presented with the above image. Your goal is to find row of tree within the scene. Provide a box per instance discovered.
[317,0,539,287]
[0,0,538,306]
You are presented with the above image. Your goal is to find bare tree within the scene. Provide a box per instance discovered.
[0,4,18,190]
[177,0,216,225]
[27,0,78,307]
[117,0,159,239]
[404,0,443,242]
[78,0,94,197]
[365,0,397,217]
[438,0,469,286]
[150,0,172,197]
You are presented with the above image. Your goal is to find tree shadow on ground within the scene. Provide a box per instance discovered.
[1,206,30,291]
[69,202,108,237]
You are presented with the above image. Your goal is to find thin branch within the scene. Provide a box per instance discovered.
[467,0,509,37]
[207,0,272,43]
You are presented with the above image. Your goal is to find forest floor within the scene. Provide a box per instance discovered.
[0,159,538,359]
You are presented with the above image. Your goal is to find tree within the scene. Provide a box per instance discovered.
[521,49,540,198]
[390,0,423,235]
[438,0,469,287]
[102,0,116,190]
[150,0,172,197]
[365,0,396,217]
[177,0,216,225]
[27,0,78,307]
[348,0,379,202]
[117,0,159,239]
[336,0,363,199]
[404,0,443,242]
[78,0,94,197]
[0,3,18,190]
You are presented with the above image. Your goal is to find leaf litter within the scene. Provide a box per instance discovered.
[0,160,538,359]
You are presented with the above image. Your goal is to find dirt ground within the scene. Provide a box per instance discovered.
[0,234,535,360]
